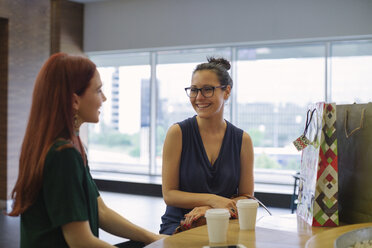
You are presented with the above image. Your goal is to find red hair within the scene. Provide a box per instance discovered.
[9,53,96,216]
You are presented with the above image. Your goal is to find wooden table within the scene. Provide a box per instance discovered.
[306,222,372,248]
[145,214,329,248]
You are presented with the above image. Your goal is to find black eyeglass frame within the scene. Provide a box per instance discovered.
[184,85,227,98]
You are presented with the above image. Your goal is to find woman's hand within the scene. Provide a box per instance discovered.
[182,206,211,228]
[209,195,238,218]
[181,196,238,230]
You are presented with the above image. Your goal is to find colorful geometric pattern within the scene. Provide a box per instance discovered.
[297,103,339,227]
[293,134,311,151]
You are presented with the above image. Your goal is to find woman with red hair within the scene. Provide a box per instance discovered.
[9,53,164,247]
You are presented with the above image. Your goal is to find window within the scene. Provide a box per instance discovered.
[87,38,372,190]
[88,53,151,174]
[236,44,325,173]
[330,40,372,103]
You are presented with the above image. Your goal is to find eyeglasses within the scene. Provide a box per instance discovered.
[184,85,227,98]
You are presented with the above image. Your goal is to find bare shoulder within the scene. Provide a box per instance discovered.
[242,131,253,147]
[168,123,181,135]
[165,123,182,141]
[163,124,182,152]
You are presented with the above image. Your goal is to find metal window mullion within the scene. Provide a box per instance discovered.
[325,42,332,102]
[230,47,237,125]
[149,52,157,175]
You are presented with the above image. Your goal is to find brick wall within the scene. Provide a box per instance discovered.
[0,0,83,209]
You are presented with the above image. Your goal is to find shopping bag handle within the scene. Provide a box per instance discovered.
[304,109,317,135]
[344,108,365,138]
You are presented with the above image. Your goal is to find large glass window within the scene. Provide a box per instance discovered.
[88,53,151,174]
[330,40,372,103]
[87,38,372,188]
[236,44,325,174]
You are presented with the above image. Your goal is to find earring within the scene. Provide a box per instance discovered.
[73,113,82,136]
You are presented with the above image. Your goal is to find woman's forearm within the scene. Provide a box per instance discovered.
[163,189,216,208]
[62,221,116,248]
[98,197,160,244]
[163,189,228,209]
[99,207,157,244]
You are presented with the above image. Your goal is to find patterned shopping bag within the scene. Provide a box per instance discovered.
[296,102,339,227]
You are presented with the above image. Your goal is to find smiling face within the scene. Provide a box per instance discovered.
[74,70,106,124]
[190,70,230,119]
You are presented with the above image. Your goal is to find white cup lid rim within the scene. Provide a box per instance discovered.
[205,208,231,218]
[237,199,259,207]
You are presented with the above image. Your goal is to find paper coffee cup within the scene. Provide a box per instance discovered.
[205,208,231,243]
[237,199,259,230]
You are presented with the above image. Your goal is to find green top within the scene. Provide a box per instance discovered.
[20,139,100,248]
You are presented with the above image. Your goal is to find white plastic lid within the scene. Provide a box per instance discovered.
[205,208,231,219]
[237,199,259,208]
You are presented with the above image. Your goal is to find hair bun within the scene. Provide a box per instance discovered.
[207,57,231,70]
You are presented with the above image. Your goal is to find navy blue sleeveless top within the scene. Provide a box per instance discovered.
[159,115,243,234]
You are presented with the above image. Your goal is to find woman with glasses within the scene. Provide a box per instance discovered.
[160,57,254,235]
[9,53,165,247]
